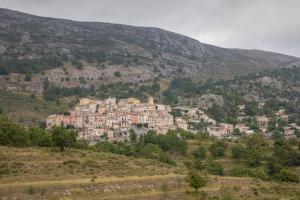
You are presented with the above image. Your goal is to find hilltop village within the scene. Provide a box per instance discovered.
[47,97,179,142]
[46,97,300,143]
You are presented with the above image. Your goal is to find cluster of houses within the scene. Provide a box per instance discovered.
[237,105,300,139]
[46,97,188,143]
[46,97,300,143]
[174,103,299,139]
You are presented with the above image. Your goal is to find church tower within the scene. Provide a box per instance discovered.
[148,96,154,105]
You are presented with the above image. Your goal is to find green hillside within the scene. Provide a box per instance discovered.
[0,90,70,124]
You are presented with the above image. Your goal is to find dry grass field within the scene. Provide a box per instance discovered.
[1,146,300,200]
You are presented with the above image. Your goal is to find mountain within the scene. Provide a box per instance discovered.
[1,8,300,122]
[1,8,300,82]
[0,8,300,105]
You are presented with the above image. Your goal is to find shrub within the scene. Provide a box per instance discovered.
[95,141,118,153]
[228,167,249,177]
[194,160,205,171]
[231,144,247,159]
[0,116,29,147]
[206,160,224,176]
[114,71,121,77]
[209,140,227,158]
[249,168,269,181]
[274,168,299,183]
[246,148,262,166]
[160,153,175,165]
[72,60,83,70]
[24,74,32,81]
[27,127,52,147]
[139,144,163,160]
[192,146,207,159]
[129,129,137,143]
[75,139,89,149]
[141,130,187,154]
[267,159,283,176]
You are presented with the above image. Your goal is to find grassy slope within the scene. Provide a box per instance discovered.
[0,146,300,200]
[0,90,70,124]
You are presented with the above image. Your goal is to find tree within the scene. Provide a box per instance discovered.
[193,145,207,159]
[170,108,182,117]
[233,128,241,136]
[246,148,262,166]
[27,127,52,147]
[207,104,226,122]
[267,159,283,176]
[245,101,258,116]
[209,140,227,158]
[72,60,83,70]
[43,78,50,90]
[0,116,29,147]
[114,71,121,77]
[95,141,117,153]
[186,171,207,192]
[206,160,224,176]
[50,126,76,151]
[24,74,32,82]
[231,145,246,159]
[249,117,259,132]
[129,129,137,143]
[0,65,9,75]
[139,144,163,160]
[136,123,143,128]
[194,159,205,171]
[141,130,188,155]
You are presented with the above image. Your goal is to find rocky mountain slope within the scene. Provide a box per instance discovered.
[1,8,300,95]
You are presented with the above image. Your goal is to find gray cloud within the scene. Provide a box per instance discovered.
[1,0,299,57]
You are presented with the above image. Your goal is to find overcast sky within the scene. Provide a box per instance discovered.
[1,0,300,57]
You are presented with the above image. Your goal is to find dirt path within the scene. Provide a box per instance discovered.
[0,174,182,189]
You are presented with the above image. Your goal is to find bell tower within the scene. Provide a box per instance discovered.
[148,96,154,105]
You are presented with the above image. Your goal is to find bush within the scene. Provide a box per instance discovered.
[267,159,284,176]
[129,129,137,143]
[141,130,187,154]
[194,160,205,171]
[206,160,224,176]
[27,127,52,147]
[228,167,249,177]
[274,168,299,183]
[209,140,227,158]
[160,153,176,165]
[246,148,262,166]
[95,141,118,153]
[139,144,163,160]
[114,71,121,77]
[72,60,83,70]
[0,117,29,147]
[75,139,89,149]
[249,168,269,181]
[231,144,247,159]
[24,74,32,81]
[192,146,207,159]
